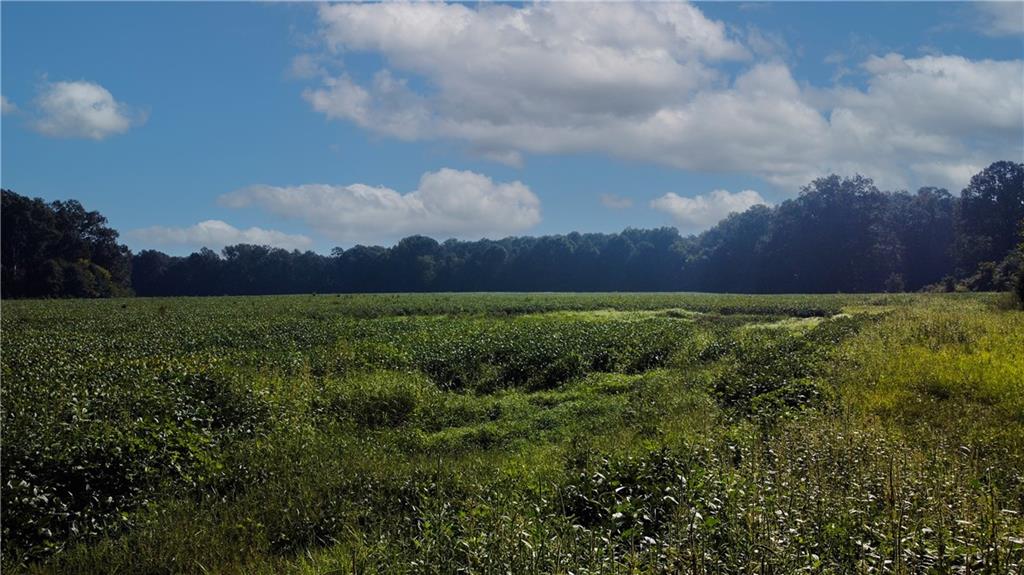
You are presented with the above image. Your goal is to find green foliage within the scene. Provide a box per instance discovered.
[1,190,133,299]
[313,372,435,428]
[562,448,692,541]
[955,161,1024,273]
[2,292,1022,573]
[5,162,1022,301]
[140,163,1016,295]
[1017,267,1024,308]
[837,297,1024,430]
[1016,227,1024,308]
[1,358,268,558]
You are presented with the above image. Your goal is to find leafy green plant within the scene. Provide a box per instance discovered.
[2,292,1020,574]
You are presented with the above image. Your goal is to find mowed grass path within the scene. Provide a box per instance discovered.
[2,292,1021,573]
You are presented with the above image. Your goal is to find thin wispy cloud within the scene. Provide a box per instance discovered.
[973,2,1024,37]
[128,220,313,252]
[1,95,17,115]
[600,194,634,210]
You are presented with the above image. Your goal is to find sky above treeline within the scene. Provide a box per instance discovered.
[2,1,1022,254]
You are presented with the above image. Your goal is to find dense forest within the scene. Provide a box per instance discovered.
[3,161,1022,298]
[0,193,133,298]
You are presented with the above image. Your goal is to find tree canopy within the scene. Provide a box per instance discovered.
[3,161,1022,298]
[2,190,133,298]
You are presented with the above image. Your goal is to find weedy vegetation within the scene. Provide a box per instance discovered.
[2,292,1022,573]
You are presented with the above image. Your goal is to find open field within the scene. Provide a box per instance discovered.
[2,292,1022,574]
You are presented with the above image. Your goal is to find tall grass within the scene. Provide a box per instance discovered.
[2,292,1020,573]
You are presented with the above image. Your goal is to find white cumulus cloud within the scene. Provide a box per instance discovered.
[128,220,313,252]
[219,168,541,243]
[33,80,142,140]
[1,95,16,115]
[822,54,1024,190]
[651,189,767,232]
[298,1,1023,193]
[845,55,1022,142]
[303,1,749,155]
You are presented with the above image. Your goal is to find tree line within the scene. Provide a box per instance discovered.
[3,161,1022,298]
[1,193,133,298]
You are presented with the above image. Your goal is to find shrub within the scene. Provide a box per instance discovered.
[314,372,435,428]
[749,378,833,418]
[561,448,692,542]
[712,329,810,409]
[533,352,587,390]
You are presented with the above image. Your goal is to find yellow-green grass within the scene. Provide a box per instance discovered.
[838,297,1024,435]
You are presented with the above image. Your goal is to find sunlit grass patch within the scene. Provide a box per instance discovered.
[741,315,824,332]
[838,298,1024,429]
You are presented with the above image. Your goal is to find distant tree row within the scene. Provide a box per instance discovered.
[3,161,1022,298]
[686,163,1022,294]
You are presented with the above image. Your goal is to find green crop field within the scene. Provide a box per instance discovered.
[2,292,1022,574]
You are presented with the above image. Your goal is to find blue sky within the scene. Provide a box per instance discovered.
[2,2,1022,254]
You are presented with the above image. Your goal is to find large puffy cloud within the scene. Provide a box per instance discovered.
[838,55,1022,146]
[1,95,16,115]
[305,2,748,156]
[651,189,767,232]
[219,168,541,243]
[32,80,143,140]
[128,220,313,251]
[315,1,746,115]
[822,54,1023,190]
[299,2,1023,192]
